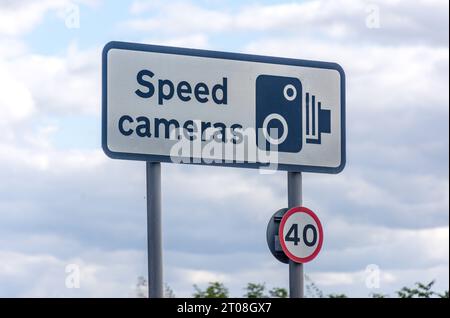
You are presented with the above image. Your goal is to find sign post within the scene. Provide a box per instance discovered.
[146,162,163,298]
[287,172,303,298]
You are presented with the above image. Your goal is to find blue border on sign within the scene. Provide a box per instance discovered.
[101,41,346,174]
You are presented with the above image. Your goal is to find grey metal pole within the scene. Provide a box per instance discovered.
[146,162,163,298]
[288,171,304,298]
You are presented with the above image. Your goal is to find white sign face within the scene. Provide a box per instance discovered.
[102,41,346,173]
[279,207,323,263]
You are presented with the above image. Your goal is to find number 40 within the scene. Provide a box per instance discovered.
[285,223,317,247]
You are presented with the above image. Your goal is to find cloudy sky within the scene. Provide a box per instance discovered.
[0,0,448,297]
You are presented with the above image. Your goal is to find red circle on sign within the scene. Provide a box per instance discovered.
[279,206,323,263]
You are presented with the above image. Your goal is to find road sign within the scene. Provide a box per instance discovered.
[279,206,323,263]
[102,41,346,173]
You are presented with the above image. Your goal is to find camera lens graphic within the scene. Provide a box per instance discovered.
[283,84,297,101]
[256,74,302,153]
[262,113,289,145]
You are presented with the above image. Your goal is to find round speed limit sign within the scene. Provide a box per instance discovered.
[279,206,323,263]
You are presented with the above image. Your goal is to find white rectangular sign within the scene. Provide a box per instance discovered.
[102,41,346,173]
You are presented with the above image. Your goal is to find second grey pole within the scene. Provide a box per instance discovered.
[287,171,304,298]
[146,162,163,298]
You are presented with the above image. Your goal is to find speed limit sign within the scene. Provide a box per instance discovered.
[279,206,323,263]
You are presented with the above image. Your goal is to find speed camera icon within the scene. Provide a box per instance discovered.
[256,75,303,153]
[256,74,332,153]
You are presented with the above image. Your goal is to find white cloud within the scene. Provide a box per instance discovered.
[125,0,449,46]
[0,0,100,36]
[244,38,449,112]
[176,268,229,285]
[322,222,449,266]
[0,136,447,296]
[125,2,231,34]
[0,61,35,125]
[129,0,166,16]
[11,43,100,116]
[310,265,449,296]
[0,249,146,297]
[0,37,27,58]
[0,0,60,36]
[304,171,449,227]
[143,34,210,49]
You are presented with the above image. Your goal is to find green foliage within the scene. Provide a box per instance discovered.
[242,282,287,298]
[438,291,449,298]
[136,276,147,298]
[269,287,288,298]
[305,275,324,298]
[328,293,348,298]
[165,284,176,298]
[437,290,448,298]
[370,293,388,298]
[137,275,447,298]
[397,280,437,298]
[135,276,175,298]
[193,282,229,298]
[244,283,267,298]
